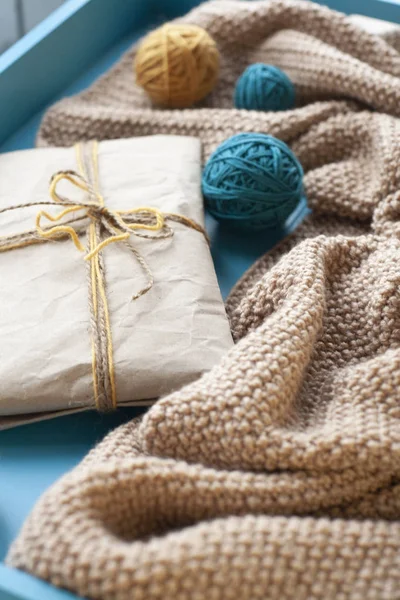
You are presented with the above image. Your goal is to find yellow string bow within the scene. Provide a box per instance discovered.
[40,169,168,262]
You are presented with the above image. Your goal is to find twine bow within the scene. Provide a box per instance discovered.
[45,170,168,260]
[0,141,207,412]
[41,169,187,300]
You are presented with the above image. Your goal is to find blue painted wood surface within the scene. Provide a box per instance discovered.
[0,24,151,152]
[319,0,400,21]
[0,0,151,146]
[0,0,398,598]
[0,564,82,600]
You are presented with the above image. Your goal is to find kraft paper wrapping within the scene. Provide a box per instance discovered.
[0,136,233,429]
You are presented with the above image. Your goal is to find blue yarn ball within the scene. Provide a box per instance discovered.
[234,63,295,112]
[202,133,305,231]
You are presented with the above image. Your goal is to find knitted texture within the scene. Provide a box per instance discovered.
[36,0,400,151]
[8,2,400,599]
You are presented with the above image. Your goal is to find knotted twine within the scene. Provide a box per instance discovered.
[0,141,207,412]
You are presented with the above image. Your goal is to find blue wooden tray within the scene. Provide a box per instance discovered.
[0,0,399,598]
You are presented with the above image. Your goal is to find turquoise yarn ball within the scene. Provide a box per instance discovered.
[234,63,295,111]
[202,133,305,231]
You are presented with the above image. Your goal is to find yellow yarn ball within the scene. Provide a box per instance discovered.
[134,24,220,108]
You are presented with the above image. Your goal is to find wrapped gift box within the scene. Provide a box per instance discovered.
[0,135,232,428]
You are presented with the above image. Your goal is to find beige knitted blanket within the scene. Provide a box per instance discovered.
[8,1,400,599]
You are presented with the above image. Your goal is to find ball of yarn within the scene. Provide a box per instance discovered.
[234,63,295,112]
[202,133,305,230]
[135,24,220,108]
